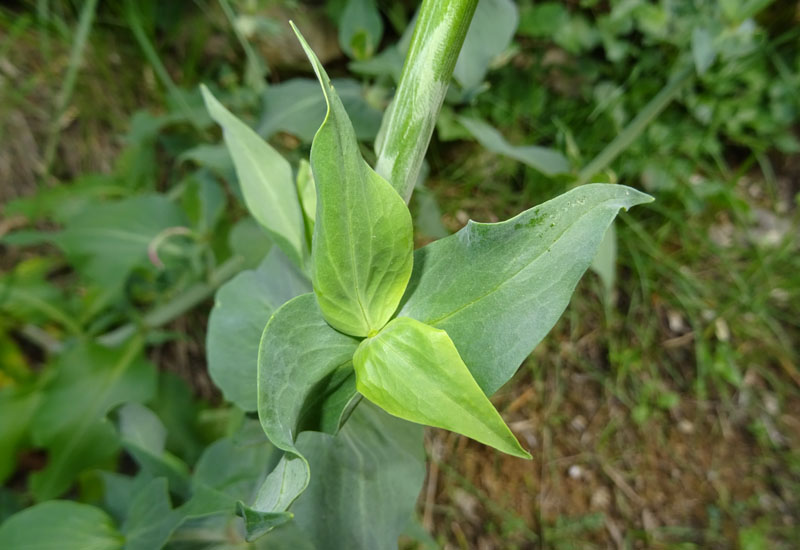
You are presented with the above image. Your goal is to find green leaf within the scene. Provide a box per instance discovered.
[590,222,617,301]
[207,249,310,411]
[286,402,426,550]
[183,420,273,518]
[29,339,157,500]
[691,27,717,75]
[0,501,123,550]
[294,24,414,337]
[399,184,653,394]
[458,116,570,176]
[296,159,316,246]
[453,0,518,89]
[116,403,191,498]
[181,171,226,233]
[0,387,40,484]
[227,217,272,270]
[201,85,306,268]
[243,293,360,536]
[354,317,529,458]
[121,477,182,550]
[338,0,383,60]
[258,78,382,143]
[54,194,187,290]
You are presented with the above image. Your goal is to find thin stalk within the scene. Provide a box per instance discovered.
[42,0,98,177]
[123,0,196,125]
[97,255,245,347]
[375,0,478,203]
[218,0,268,92]
[576,64,693,186]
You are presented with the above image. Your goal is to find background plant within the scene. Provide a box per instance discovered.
[0,0,798,548]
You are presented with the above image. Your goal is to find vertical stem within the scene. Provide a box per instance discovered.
[375,0,478,203]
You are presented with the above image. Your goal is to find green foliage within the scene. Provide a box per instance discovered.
[354,317,529,458]
[296,25,414,337]
[0,501,123,550]
[202,85,307,269]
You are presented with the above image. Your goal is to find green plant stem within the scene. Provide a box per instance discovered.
[123,0,196,125]
[97,255,246,347]
[375,0,478,203]
[576,64,693,186]
[218,0,268,91]
[42,0,98,177]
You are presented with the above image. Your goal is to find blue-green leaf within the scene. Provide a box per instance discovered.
[399,184,653,394]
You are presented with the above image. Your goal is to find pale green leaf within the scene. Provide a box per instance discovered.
[116,403,191,498]
[399,184,653,394]
[29,340,156,501]
[590,222,617,301]
[201,85,306,268]
[338,0,383,60]
[207,249,310,411]
[691,27,717,75]
[0,388,40,484]
[354,317,529,458]
[0,501,123,550]
[54,194,187,290]
[294,24,414,337]
[296,159,316,245]
[257,78,382,142]
[122,477,182,550]
[458,116,570,176]
[454,0,518,89]
[286,402,426,550]
[244,293,360,536]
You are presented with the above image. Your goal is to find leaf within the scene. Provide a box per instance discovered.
[399,184,653,394]
[207,249,310,411]
[286,402,426,550]
[294,24,414,337]
[691,27,717,75]
[458,116,570,176]
[182,420,273,518]
[0,387,40,484]
[53,194,187,290]
[257,78,382,143]
[242,293,360,536]
[29,339,157,500]
[201,85,306,268]
[116,403,191,498]
[121,477,182,550]
[296,159,316,245]
[227,217,272,270]
[454,0,518,89]
[181,171,226,233]
[590,222,617,301]
[354,317,529,458]
[338,0,383,60]
[0,501,124,550]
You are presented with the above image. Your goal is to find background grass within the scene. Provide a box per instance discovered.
[1,0,798,548]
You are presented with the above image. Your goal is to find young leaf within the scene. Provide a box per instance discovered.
[293,24,414,337]
[0,501,124,550]
[458,116,570,176]
[354,317,530,459]
[296,159,316,245]
[207,249,310,411]
[399,184,653,394]
[201,85,307,268]
[245,293,360,536]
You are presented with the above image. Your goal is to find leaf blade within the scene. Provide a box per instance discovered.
[399,184,652,394]
[201,85,306,268]
[354,317,530,458]
[293,24,414,337]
